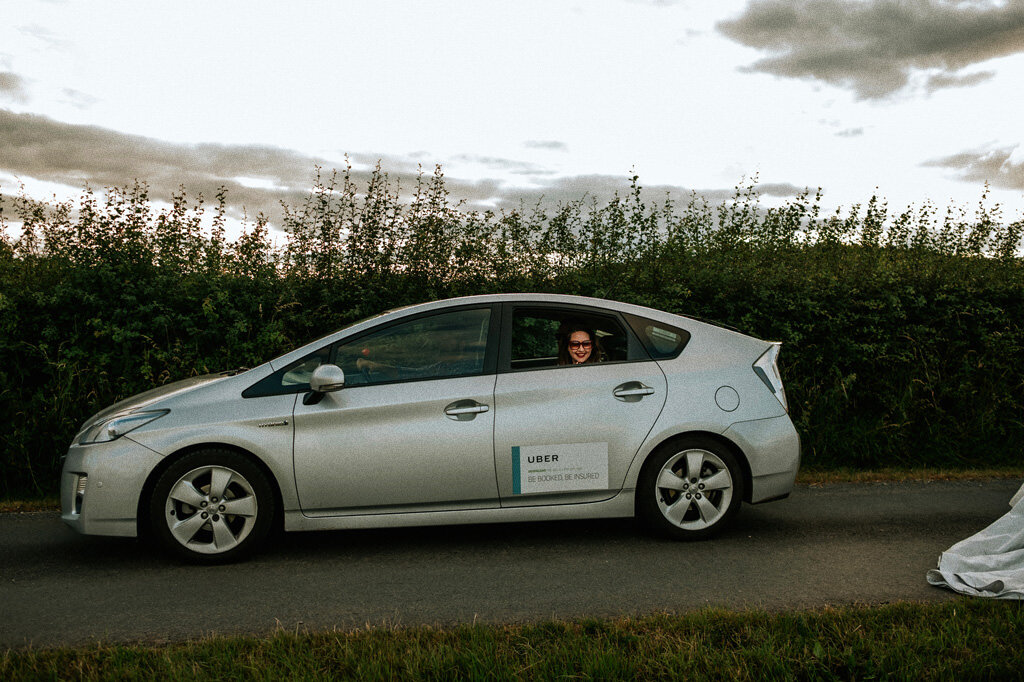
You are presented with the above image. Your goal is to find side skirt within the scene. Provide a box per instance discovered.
[283,489,636,532]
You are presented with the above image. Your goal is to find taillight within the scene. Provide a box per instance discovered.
[753,343,788,412]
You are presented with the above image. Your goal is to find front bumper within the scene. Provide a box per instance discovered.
[61,436,165,537]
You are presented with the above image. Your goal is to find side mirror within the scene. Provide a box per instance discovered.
[303,364,345,405]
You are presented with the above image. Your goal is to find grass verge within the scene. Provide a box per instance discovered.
[0,496,60,513]
[2,601,1021,680]
[796,466,1022,487]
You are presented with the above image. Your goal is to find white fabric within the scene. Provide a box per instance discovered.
[927,482,1024,600]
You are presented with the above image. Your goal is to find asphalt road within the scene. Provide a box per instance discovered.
[2,479,1020,649]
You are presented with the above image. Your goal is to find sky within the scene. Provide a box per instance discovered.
[2,0,1024,236]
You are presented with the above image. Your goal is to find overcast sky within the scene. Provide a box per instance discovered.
[2,0,1024,233]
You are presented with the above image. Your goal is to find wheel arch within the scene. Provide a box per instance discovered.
[136,442,285,538]
[633,430,753,515]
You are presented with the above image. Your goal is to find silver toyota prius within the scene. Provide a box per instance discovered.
[61,294,800,562]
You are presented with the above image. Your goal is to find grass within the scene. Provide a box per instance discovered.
[4,469,1018,514]
[2,601,1021,680]
[795,466,1022,486]
[0,496,59,513]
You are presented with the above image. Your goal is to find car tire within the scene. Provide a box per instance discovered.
[149,449,275,564]
[637,436,744,541]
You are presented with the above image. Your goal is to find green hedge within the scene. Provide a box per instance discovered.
[1,170,1022,497]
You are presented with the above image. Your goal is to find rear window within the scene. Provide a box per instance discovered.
[624,314,691,360]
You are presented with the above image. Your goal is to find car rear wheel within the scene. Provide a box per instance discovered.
[149,449,275,563]
[638,437,744,540]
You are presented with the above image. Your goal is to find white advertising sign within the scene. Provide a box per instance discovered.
[511,442,609,494]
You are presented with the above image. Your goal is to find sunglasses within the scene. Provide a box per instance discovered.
[568,340,592,350]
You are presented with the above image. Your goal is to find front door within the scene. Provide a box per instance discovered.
[292,306,500,516]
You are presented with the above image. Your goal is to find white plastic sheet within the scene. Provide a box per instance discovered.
[926,482,1024,600]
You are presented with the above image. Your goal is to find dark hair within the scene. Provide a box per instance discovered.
[557,324,601,365]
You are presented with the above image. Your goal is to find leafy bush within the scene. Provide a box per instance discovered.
[1,166,1022,497]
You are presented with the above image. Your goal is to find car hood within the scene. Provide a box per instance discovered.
[80,372,236,431]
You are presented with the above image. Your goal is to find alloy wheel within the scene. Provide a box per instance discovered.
[654,448,734,531]
[163,465,259,555]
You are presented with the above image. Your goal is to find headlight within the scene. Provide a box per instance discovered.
[79,410,169,444]
[753,343,788,412]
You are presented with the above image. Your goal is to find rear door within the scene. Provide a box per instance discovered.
[492,304,667,507]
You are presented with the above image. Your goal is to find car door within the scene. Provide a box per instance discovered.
[292,305,501,516]
[493,304,667,507]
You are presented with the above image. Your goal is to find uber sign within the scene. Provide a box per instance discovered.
[512,442,609,494]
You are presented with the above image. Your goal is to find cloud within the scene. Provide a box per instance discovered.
[487,175,810,210]
[0,72,28,103]
[924,69,995,93]
[450,153,547,173]
[0,110,446,221]
[17,24,72,50]
[923,145,1024,190]
[757,181,810,197]
[0,109,811,227]
[523,140,569,151]
[625,0,684,6]
[59,88,98,110]
[0,109,316,220]
[717,0,1024,99]
[674,27,706,45]
[0,189,54,216]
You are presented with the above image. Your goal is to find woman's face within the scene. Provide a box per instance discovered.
[568,330,593,364]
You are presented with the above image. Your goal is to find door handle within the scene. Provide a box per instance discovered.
[444,400,490,420]
[445,404,489,415]
[613,383,655,401]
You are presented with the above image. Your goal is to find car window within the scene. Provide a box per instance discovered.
[335,307,491,387]
[624,313,691,360]
[281,346,331,386]
[243,307,491,398]
[509,308,630,370]
[242,344,332,398]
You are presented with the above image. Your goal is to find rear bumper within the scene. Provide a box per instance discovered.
[61,437,164,537]
[723,414,801,503]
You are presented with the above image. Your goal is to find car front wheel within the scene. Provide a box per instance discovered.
[149,449,275,563]
[638,437,744,540]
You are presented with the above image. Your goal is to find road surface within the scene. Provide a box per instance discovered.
[2,479,1019,648]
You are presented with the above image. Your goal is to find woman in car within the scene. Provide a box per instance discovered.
[557,325,602,365]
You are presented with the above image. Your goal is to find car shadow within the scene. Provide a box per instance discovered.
[25,504,802,570]
[258,507,795,564]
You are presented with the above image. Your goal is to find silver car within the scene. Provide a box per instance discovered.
[61,294,799,562]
